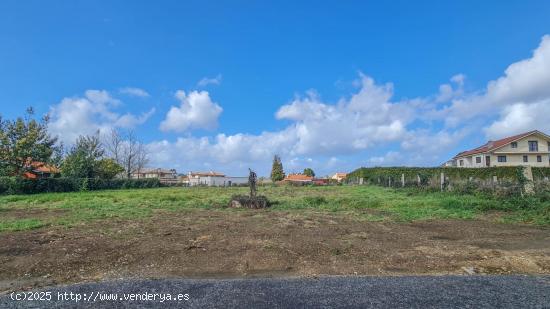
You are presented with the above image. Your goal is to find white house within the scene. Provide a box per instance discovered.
[331,172,347,182]
[187,171,248,187]
[451,130,550,168]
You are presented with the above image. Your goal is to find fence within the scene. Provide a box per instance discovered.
[346,166,550,196]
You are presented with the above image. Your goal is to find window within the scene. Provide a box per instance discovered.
[511,142,518,148]
[537,155,542,162]
[475,157,481,164]
[497,155,507,163]
[459,160,464,166]
[548,141,550,151]
[523,155,528,163]
[528,141,538,152]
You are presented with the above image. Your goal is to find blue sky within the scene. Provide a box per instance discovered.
[1,1,550,176]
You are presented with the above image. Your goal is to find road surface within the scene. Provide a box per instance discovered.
[1,275,549,308]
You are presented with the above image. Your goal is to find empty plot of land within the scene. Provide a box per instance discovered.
[0,186,549,293]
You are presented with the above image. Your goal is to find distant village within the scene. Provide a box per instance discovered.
[128,168,348,187]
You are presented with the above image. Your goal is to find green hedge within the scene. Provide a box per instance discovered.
[0,177,161,195]
[346,166,527,196]
[532,167,550,180]
[347,166,523,182]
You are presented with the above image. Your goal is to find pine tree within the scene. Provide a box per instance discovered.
[270,155,285,182]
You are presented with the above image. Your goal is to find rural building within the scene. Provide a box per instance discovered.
[313,178,329,185]
[131,168,179,185]
[187,171,248,187]
[451,130,550,168]
[179,175,189,185]
[282,174,314,184]
[23,162,60,179]
[331,172,347,182]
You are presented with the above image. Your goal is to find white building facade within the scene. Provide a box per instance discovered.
[187,171,248,186]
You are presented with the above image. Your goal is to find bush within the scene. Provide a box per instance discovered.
[0,177,161,195]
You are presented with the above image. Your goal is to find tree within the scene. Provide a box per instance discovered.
[104,129,148,179]
[120,131,146,179]
[0,108,59,177]
[61,133,104,178]
[303,168,315,177]
[270,155,285,182]
[104,128,123,164]
[96,158,124,179]
[135,143,149,179]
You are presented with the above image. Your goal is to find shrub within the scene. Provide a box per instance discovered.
[0,177,161,195]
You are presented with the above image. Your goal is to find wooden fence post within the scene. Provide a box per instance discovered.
[401,173,405,187]
[359,178,364,185]
[417,174,421,186]
[440,172,445,191]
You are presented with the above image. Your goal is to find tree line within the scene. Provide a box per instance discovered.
[0,108,148,180]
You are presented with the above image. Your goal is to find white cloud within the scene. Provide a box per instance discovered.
[368,151,401,166]
[119,87,150,98]
[197,74,222,87]
[485,36,550,105]
[159,90,223,132]
[484,100,550,139]
[115,108,156,128]
[435,74,465,103]
[275,75,411,155]
[48,90,153,144]
[400,129,472,165]
[441,35,550,132]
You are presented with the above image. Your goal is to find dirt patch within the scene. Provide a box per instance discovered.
[2,208,68,220]
[1,209,550,293]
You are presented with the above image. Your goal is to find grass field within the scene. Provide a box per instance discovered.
[1,185,549,232]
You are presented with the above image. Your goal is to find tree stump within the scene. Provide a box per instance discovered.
[228,168,270,209]
[228,195,270,209]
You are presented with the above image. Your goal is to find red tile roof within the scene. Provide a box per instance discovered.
[29,161,60,174]
[284,174,313,182]
[454,130,542,158]
[22,162,60,179]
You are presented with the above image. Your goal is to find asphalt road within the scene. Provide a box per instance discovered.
[1,275,549,308]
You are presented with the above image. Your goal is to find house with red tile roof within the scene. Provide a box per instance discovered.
[451,130,550,168]
[282,174,314,184]
[22,162,60,179]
